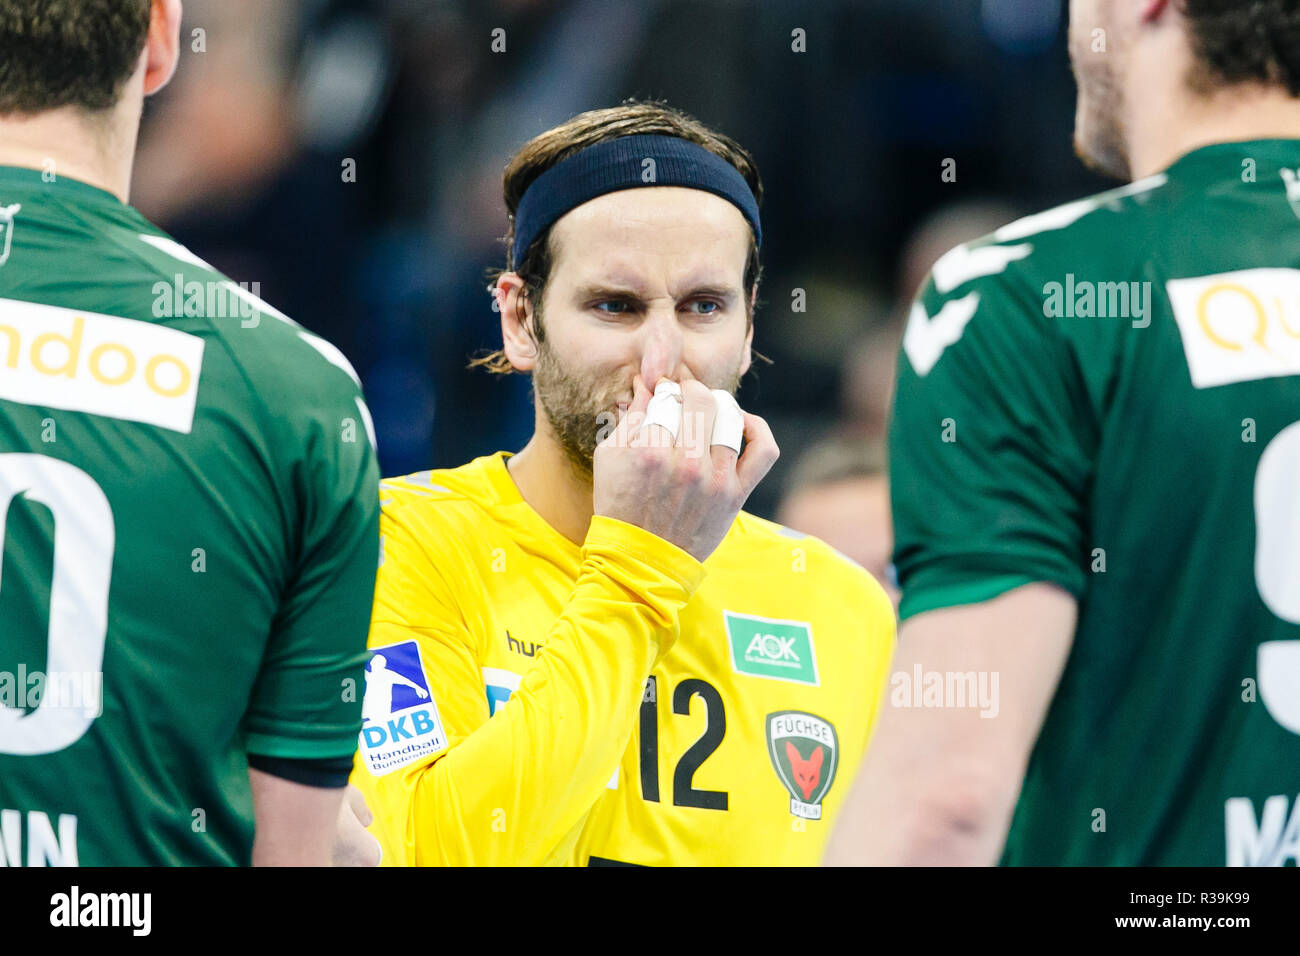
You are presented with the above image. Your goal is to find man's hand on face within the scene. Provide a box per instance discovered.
[592,370,779,563]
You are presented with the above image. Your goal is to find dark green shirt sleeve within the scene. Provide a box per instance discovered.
[243,352,380,760]
[889,259,1093,621]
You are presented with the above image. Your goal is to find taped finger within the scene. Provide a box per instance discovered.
[709,389,744,453]
[639,380,683,444]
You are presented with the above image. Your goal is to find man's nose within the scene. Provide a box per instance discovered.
[639,307,685,387]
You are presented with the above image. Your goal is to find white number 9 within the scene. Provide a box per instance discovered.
[1254,421,1300,734]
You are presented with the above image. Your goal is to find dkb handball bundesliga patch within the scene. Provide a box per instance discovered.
[358,641,448,776]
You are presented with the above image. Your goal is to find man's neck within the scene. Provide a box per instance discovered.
[0,104,138,203]
[506,434,595,548]
[1127,82,1300,181]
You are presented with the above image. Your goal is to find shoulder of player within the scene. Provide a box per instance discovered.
[138,236,369,413]
[206,307,371,459]
[921,172,1174,305]
[379,469,492,543]
[100,227,354,379]
[728,511,890,604]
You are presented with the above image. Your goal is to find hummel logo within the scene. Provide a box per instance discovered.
[505,631,541,658]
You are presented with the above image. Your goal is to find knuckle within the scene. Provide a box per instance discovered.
[677,457,704,483]
[635,446,662,470]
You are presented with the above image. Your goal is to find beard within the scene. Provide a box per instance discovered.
[1073,63,1132,180]
[531,334,743,477]
[1069,8,1132,180]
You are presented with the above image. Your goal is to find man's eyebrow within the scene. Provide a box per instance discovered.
[683,285,741,302]
[573,282,645,300]
[572,282,741,302]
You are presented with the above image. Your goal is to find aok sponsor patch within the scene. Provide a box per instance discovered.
[766,711,838,820]
[359,641,447,776]
[0,298,204,433]
[1167,268,1300,388]
[724,610,819,685]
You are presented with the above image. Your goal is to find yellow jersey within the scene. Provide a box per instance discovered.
[351,452,895,865]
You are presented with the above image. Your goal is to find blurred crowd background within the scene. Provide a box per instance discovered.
[133,0,1111,598]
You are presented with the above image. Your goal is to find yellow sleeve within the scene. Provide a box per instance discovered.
[352,508,705,866]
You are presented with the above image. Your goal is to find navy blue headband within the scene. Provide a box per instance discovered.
[511,133,762,266]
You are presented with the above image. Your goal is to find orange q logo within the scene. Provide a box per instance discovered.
[1195,282,1271,353]
[1168,268,1300,389]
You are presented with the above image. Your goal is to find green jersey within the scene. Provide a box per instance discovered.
[891,140,1300,866]
[0,166,380,865]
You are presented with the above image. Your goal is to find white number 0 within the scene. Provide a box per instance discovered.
[1255,421,1300,734]
[0,454,114,755]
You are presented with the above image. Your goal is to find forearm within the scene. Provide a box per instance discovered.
[250,769,346,866]
[402,518,703,865]
[828,759,1014,865]
[825,584,1076,867]
[408,609,663,865]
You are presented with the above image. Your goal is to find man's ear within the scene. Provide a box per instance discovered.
[498,273,539,372]
[143,0,184,97]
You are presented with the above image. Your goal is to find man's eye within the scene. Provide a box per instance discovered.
[595,300,631,314]
[688,300,722,315]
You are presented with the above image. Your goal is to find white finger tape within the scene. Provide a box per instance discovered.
[710,389,744,452]
[640,380,683,442]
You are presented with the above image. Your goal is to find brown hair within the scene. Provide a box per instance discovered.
[0,0,152,114]
[1181,0,1300,95]
[471,99,766,374]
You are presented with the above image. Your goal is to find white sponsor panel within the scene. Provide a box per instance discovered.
[1167,268,1300,388]
[0,298,204,433]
